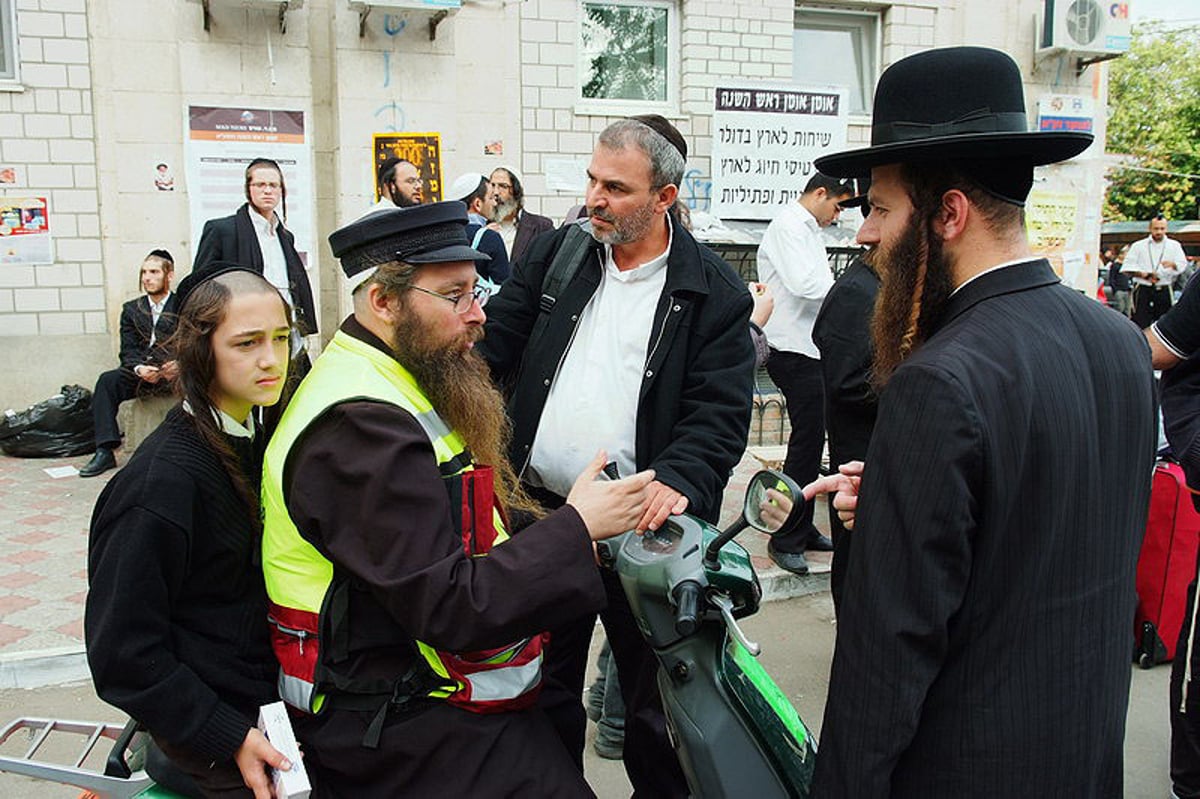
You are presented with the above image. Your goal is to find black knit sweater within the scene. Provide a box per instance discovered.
[85,406,277,761]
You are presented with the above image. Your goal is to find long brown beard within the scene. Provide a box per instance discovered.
[870,211,955,390]
[391,312,544,521]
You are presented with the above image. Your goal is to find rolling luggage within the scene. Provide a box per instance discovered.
[1135,461,1200,668]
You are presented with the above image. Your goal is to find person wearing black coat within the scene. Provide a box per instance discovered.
[480,116,753,798]
[80,250,179,477]
[806,47,1157,796]
[811,252,879,611]
[87,264,295,798]
[193,159,318,337]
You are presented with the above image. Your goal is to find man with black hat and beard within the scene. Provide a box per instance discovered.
[259,202,656,795]
[802,47,1156,796]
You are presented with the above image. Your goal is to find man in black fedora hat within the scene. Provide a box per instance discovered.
[258,202,655,795]
[803,46,1156,796]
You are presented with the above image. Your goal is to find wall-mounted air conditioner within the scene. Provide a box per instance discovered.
[1040,0,1132,58]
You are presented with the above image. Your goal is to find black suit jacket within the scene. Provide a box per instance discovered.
[813,260,1157,797]
[509,209,554,267]
[812,257,880,466]
[193,204,317,335]
[118,293,179,371]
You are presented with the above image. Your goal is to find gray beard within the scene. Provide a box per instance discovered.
[492,200,519,223]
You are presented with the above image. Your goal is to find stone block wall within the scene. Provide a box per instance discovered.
[0,0,101,341]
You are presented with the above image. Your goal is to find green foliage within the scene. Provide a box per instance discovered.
[1105,23,1200,222]
[580,4,668,103]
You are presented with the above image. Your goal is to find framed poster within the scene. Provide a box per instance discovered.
[373,133,443,203]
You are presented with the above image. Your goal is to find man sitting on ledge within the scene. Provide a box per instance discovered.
[80,249,178,478]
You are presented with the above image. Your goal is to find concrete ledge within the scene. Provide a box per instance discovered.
[116,394,174,452]
[0,646,89,690]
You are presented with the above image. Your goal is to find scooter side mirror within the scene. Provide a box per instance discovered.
[703,470,804,570]
[743,469,803,536]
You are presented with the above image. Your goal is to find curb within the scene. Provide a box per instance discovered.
[0,646,89,690]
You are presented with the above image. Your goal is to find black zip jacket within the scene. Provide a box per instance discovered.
[479,215,754,523]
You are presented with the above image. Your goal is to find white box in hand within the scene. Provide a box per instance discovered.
[257,701,311,799]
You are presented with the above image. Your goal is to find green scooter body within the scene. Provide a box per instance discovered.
[616,514,817,798]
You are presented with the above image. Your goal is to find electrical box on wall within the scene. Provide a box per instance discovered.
[1040,0,1132,57]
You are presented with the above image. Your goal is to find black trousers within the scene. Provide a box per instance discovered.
[1132,284,1173,329]
[527,487,688,798]
[765,349,825,553]
[1173,564,1200,798]
[91,368,170,450]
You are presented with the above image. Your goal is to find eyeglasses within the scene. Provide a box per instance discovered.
[398,177,423,186]
[410,283,489,314]
[250,181,281,190]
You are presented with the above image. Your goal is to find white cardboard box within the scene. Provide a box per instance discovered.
[257,701,311,799]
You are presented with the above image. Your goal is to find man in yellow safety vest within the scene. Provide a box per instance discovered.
[261,201,654,796]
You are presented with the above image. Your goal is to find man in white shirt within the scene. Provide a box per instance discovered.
[1123,214,1188,327]
[480,115,754,798]
[756,171,856,574]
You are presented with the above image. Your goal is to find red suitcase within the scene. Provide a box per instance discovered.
[1135,461,1200,668]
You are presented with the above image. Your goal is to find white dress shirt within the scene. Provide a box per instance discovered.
[1122,234,1188,287]
[250,209,294,308]
[757,202,833,358]
[527,226,673,496]
[148,294,168,346]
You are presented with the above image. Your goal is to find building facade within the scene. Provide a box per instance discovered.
[0,0,1109,408]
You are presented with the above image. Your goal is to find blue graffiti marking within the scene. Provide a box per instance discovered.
[683,169,712,212]
[373,102,407,133]
[384,15,406,36]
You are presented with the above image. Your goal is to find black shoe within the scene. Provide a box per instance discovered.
[806,533,835,552]
[79,448,117,478]
[767,543,809,576]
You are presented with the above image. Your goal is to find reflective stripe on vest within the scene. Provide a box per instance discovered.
[261,329,537,713]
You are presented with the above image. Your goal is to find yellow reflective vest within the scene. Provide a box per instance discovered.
[261,330,543,725]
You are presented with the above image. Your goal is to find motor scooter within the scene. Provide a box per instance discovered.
[603,468,818,798]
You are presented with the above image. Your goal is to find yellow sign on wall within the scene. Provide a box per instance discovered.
[373,133,443,202]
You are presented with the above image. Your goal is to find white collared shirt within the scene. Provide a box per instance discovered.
[1122,234,1188,287]
[497,219,517,257]
[757,202,833,358]
[148,294,169,345]
[250,209,294,308]
[527,224,673,496]
[182,400,255,439]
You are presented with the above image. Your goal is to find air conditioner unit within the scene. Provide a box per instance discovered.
[1041,0,1132,57]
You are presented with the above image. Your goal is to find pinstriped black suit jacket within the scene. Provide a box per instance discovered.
[812,260,1157,797]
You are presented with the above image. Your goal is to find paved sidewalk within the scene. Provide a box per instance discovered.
[0,446,830,687]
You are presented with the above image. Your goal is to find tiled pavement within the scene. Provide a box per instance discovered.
[0,446,830,687]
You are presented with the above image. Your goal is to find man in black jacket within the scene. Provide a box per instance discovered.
[193,157,318,338]
[804,47,1155,796]
[480,115,754,797]
[80,250,179,477]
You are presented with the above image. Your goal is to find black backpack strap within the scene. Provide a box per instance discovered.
[529,222,596,347]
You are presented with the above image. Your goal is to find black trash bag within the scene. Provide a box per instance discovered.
[0,384,95,458]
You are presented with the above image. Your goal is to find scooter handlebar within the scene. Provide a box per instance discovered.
[672,580,704,637]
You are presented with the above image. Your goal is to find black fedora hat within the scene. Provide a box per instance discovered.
[815,47,1092,177]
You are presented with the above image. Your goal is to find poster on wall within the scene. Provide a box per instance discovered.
[710,85,849,221]
[373,133,443,203]
[1028,159,1102,293]
[0,197,52,265]
[185,106,314,265]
